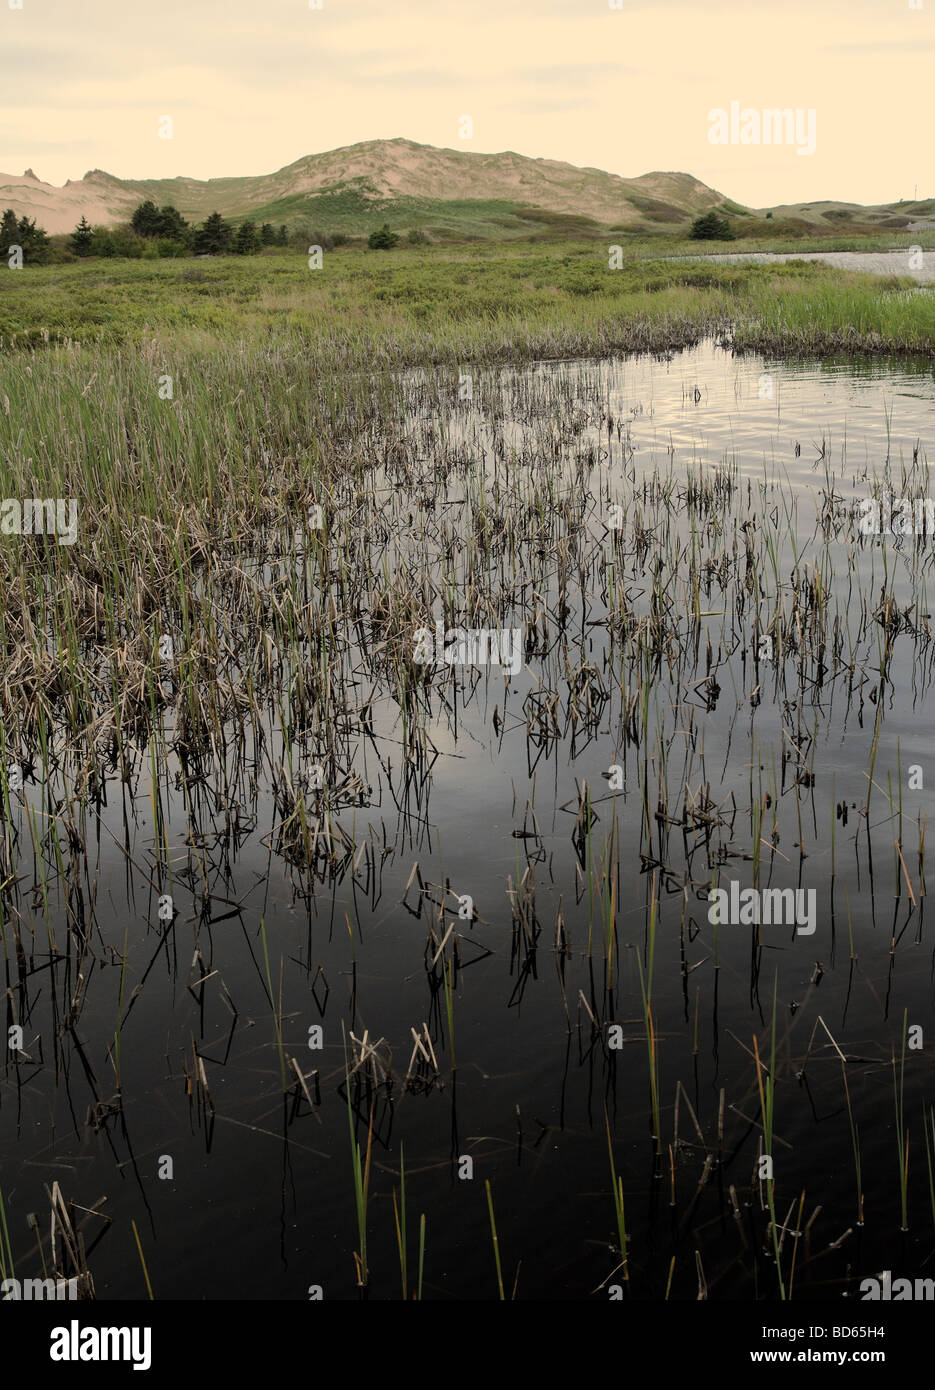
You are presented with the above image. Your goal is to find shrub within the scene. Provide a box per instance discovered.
[92,226,144,258]
[368,223,399,250]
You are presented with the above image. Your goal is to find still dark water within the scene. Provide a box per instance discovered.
[2,340,935,1300]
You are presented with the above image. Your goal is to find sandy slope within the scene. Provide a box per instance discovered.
[0,168,135,233]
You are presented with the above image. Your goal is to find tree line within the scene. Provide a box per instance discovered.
[70,203,291,257]
[0,201,301,264]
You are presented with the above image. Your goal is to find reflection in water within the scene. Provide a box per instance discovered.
[1,341,934,1300]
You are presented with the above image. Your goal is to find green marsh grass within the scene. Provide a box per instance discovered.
[1,250,932,367]
[635,877,661,1152]
[484,1179,505,1301]
[605,1108,629,1285]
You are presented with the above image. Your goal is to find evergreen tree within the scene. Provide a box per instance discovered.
[157,205,189,241]
[276,224,288,246]
[0,207,19,250]
[15,215,50,263]
[131,200,163,237]
[131,201,189,241]
[689,211,735,241]
[234,220,260,254]
[259,223,275,246]
[194,211,233,254]
[70,216,94,257]
[368,222,399,249]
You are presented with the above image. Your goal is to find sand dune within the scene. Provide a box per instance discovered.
[0,138,727,233]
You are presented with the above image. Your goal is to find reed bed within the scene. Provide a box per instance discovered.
[0,247,931,364]
[0,298,933,1298]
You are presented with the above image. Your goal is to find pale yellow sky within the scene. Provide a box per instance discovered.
[1,0,931,207]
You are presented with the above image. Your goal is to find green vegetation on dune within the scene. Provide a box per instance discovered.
[237,188,555,239]
[623,193,685,224]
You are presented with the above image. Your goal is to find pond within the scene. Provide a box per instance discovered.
[2,338,935,1301]
[685,248,935,283]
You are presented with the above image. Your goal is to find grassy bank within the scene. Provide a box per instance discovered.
[0,242,932,369]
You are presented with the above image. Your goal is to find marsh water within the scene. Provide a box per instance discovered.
[686,248,935,283]
[3,339,935,1301]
